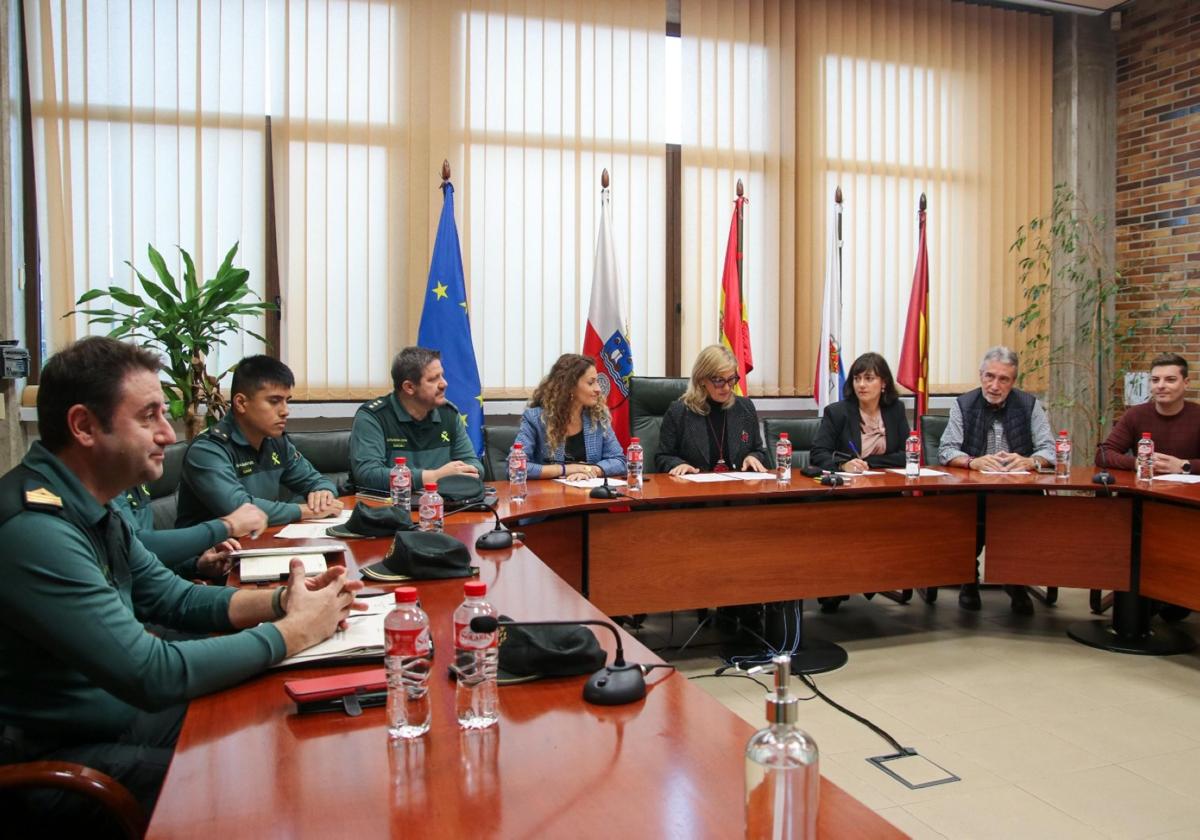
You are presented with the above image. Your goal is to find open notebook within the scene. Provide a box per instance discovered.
[238,553,328,584]
[272,596,390,668]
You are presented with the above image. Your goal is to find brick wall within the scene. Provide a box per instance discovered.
[1115,0,1200,396]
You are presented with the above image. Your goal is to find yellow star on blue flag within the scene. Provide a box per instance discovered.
[418,179,484,456]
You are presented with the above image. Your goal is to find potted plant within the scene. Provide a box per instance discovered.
[1007,183,1196,455]
[68,242,275,439]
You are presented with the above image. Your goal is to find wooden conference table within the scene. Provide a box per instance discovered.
[147,512,903,838]
[148,466,1200,839]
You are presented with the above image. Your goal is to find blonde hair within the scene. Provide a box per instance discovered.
[529,353,611,452]
[681,345,738,414]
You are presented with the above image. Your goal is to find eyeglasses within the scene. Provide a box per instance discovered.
[708,374,740,388]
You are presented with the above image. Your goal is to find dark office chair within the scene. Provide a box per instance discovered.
[0,761,146,839]
[287,429,354,496]
[628,377,688,471]
[483,425,521,482]
[144,441,188,530]
[762,418,822,469]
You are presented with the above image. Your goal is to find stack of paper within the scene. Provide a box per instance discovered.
[553,477,629,489]
[885,468,951,478]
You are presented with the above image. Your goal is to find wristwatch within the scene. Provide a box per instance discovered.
[1184,462,1194,474]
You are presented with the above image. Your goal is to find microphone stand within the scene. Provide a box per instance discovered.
[588,473,621,500]
[446,502,521,550]
[471,616,647,705]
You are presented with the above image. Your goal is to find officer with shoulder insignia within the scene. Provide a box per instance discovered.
[350,346,484,493]
[175,355,342,528]
[0,337,362,828]
[112,484,266,578]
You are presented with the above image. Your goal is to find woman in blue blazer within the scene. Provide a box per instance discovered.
[515,353,627,479]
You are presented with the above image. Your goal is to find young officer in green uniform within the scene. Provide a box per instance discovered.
[0,337,362,826]
[350,346,484,493]
[175,355,342,528]
[113,487,266,578]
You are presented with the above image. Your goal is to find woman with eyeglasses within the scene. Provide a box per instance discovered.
[656,345,768,476]
[810,352,911,473]
[514,353,627,480]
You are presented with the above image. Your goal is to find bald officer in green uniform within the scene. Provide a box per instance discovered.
[0,337,361,827]
[350,346,484,493]
[176,355,342,527]
[113,486,266,578]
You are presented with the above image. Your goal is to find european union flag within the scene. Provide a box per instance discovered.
[417,181,484,455]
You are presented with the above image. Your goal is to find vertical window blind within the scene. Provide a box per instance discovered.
[28,0,1049,400]
[681,0,1052,395]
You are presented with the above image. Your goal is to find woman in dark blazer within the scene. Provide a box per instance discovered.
[810,352,910,473]
[810,352,910,613]
[656,345,768,475]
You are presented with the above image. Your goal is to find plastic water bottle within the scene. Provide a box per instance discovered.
[385,586,432,740]
[453,581,499,730]
[627,437,644,491]
[1054,430,1072,480]
[745,654,818,840]
[508,443,528,502]
[775,433,792,483]
[905,431,921,478]
[418,482,444,532]
[389,456,412,508]
[1136,432,1155,483]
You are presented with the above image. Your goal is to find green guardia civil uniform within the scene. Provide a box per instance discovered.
[175,412,336,528]
[0,442,286,745]
[349,392,484,493]
[112,485,229,578]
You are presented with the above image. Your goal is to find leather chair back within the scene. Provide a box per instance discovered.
[483,425,521,482]
[629,376,687,472]
[918,414,948,465]
[146,441,187,530]
[288,430,354,495]
[762,418,822,469]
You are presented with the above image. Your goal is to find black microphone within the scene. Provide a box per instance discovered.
[1092,471,1115,486]
[470,615,647,706]
[589,474,621,499]
[445,502,521,550]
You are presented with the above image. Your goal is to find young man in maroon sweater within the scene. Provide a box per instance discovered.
[1096,353,1200,475]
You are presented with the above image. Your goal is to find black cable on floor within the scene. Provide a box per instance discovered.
[799,672,907,755]
[688,672,772,692]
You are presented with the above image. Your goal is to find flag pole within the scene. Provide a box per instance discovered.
[735,178,744,296]
[835,186,843,400]
[916,192,927,433]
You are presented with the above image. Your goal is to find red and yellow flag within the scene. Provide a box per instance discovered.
[897,201,929,424]
[719,193,753,395]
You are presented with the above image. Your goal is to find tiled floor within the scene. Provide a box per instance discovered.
[632,589,1200,839]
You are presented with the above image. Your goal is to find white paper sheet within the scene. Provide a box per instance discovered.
[272,597,390,667]
[301,509,353,524]
[725,471,775,480]
[229,542,347,558]
[678,472,741,483]
[979,470,1032,475]
[552,477,629,488]
[885,468,951,477]
[276,522,346,539]
[1152,473,1200,484]
[836,470,886,477]
[239,553,328,583]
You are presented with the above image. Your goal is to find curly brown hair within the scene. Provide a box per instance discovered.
[529,353,610,453]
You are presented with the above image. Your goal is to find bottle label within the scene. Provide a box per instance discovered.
[455,620,498,650]
[386,625,432,657]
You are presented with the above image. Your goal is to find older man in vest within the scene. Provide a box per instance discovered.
[939,346,1056,614]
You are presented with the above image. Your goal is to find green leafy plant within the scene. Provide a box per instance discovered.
[1007,183,1196,454]
[67,242,275,439]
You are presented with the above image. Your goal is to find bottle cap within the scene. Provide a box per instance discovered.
[765,654,799,725]
[394,586,419,603]
[512,443,524,450]
[424,482,437,491]
[464,581,487,597]
[1060,430,1068,436]
[1142,432,1152,438]
[630,437,640,444]
[779,432,789,440]
[398,456,407,465]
